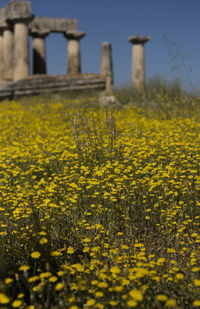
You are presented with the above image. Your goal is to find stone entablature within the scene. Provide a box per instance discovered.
[0,1,33,25]
[29,17,77,34]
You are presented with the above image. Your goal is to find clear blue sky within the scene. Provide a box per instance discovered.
[1,0,200,91]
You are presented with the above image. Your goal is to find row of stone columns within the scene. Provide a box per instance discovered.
[100,36,151,92]
[32,30,86,76]
[0,23,86,81]
[0,21,150,91]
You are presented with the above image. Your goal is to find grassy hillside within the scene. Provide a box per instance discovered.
[1,87,200,308]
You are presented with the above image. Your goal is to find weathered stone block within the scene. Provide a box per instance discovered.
[29,17,77,34]
[0,74,106,99]
[6,1,33,22]
[100,42,113,92]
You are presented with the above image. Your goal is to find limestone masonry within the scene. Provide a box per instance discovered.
[128,36,151,91]
[0,0,110,98]
[0,0,151,99]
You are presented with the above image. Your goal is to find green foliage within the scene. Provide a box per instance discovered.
[114,77,200,119]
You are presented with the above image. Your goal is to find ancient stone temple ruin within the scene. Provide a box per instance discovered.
[0,0,110,99]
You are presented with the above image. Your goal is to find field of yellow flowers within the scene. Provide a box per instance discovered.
[1,93,200,308]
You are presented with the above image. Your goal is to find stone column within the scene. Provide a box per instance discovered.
[0,30,4,79]
[2,25,14,80]
[64,31,86,75]
[100,42,113,92]
[13,19,31,81]
[128,35,151,90]
[31,30,49,74]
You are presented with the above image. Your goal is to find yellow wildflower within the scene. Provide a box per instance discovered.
[0,293,10,304]
[31,251,41,259]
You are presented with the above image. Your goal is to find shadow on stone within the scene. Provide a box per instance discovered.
[33,48,46,74]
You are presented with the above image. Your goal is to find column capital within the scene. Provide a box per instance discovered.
[0,22,13,32]
[128,35,151,45]
[30,29,50,39]
[64,30,86,40]
[10,15,34,26]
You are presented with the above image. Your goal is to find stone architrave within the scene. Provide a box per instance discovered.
[2,25,14,80]
[100,42,113,93]
[14,19,32,81]
[64,31,86,75]
[128,35,151,90]
[31,30,49,74]
[29,17,77,33]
